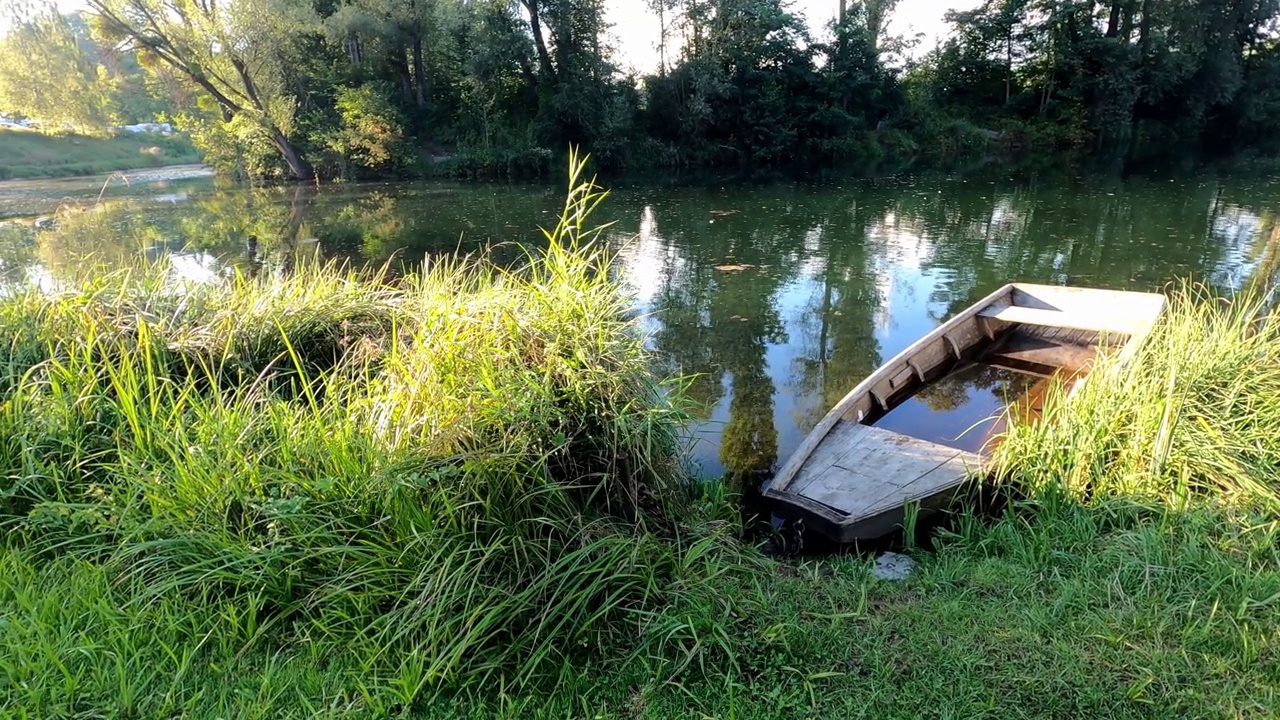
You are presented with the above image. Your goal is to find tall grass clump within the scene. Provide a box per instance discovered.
[990,285,1280,513]
[0,152,746,706]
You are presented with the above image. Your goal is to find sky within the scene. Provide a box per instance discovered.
[5,0,977,67]
[606,0,980,74]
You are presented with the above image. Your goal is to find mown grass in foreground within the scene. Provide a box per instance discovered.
[2,170,1279,716]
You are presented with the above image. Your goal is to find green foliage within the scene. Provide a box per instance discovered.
[322,83,409,176]
[0,157,749,702]
[637,0,905,170]
[0,7,109,129]
[177,110,290,182]
[0,6,177,132]
[9,0,1270,180]
[432,146,553,180]
[908,0,1280,158]
[87,0,319,180]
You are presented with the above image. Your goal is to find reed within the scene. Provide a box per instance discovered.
[0,151,746,710]
[4,167,1279,716]
[989,283,1280,512]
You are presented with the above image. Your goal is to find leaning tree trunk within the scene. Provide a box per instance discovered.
[1106,0,1122,37]
[269,127,314,182]
[522,0,556,82]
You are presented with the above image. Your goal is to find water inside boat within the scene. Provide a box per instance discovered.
[871,361,1044,454]
[867,325,1112,454]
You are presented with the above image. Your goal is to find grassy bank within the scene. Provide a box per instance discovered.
[0,160,750,715]
[0,128,200,180]
[1,167,1278,716]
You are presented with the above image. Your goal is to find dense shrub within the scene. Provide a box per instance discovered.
[0,157,747,692]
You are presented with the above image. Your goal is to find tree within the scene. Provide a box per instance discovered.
[325,0,436,108]
[0,4,109,128]
[906,0,1280,157]
[87,0,319,180]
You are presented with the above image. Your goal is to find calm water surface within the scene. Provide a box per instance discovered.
[1,168,1277,477]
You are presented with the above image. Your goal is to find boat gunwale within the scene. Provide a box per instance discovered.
[761,283,1168,520]
[761,282,1016,502]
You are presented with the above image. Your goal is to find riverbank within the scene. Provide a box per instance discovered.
[1,169,1278,717]
[0,128,201,180]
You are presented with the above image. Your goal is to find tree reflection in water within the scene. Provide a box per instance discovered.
[10,169,1278,478]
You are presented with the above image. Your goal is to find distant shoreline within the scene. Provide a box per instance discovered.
[0,163,216,220]
[0,163,214,189]
[0,130,202,181]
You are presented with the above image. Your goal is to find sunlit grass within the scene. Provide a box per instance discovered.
[0,152,751,715]
[989,284,1280,512]
[1,160,1279,716]
[0,128,199,180]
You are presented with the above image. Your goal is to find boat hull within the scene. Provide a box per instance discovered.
[762,283,1167,542]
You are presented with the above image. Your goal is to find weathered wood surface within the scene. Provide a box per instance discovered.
[789,420,982,525]
[985,328,1101,375]
[763,282,1168,543]
[977,303,1139,335]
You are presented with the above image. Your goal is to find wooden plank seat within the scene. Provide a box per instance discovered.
[976,304,1137,336]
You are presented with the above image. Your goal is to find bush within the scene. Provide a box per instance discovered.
[433,145,554,179]
[178,107,288,182]
[321,84,409,177]
[0,154,747,699]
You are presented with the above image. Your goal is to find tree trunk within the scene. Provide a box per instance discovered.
[230,56,313,181]
[1119,0,1134,41]
[396,48,413,99]
[1138,0,1151,54]
[1005,30,1013,106]
[690,0,702,55]
[1106,0,1121,37]
[411,34,427,108]
[867,0,886,56]
[523,0,555,82]
[348,34,361,66]
[269,127,314,182]
[658,2,666,75]
[839,0,846,24]
[515,53,537,87]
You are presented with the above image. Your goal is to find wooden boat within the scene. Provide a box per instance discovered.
[761,283,1167,542]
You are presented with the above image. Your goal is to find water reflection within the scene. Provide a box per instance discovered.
[876,363,1040,454]
[3,172,1278,477]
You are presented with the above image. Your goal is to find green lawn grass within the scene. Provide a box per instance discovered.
[0,128,201,180]
[5,499,1275,718]
[1,162,1277,718]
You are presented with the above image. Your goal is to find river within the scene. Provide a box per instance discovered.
[1,167,1276,477]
